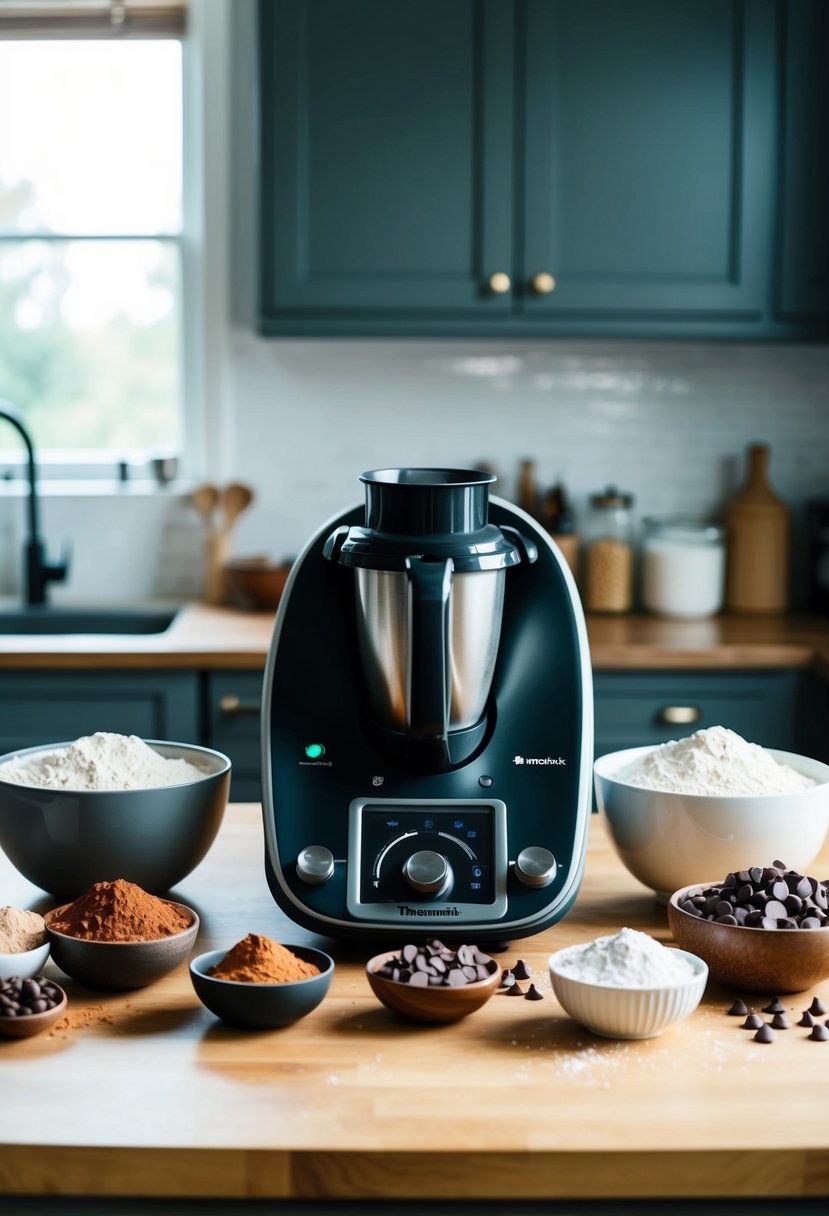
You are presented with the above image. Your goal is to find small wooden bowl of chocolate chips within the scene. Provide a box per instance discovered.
[366,940,501,1023]
[669,862,829,993]
[0,974,67,1038]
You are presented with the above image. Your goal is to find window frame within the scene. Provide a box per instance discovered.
[0,0,224,487]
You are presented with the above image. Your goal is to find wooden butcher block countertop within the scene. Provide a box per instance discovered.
[1,602,829,674]
[1,807,827,1204]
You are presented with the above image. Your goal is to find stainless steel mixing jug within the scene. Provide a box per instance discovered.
[324,468,535,768]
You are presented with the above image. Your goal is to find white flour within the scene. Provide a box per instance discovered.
[0,732,205,792]
[554,928,696,988]
[617,725,815,796]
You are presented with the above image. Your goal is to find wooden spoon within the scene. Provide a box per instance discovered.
[191,483,220,532]
[221,482,254,532]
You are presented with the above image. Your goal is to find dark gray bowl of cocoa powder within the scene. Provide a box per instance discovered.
[190,943,334,1029]
[45,885,200,991]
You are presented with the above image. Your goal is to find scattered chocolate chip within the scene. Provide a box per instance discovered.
[512,960,532,981]
[500,971,516,989]
[525,983,544,1001]
[727,999,748,1016]
[506,983,525,996]
[798,1011,815,1028]
[808,1024,829,1041]
[753,1024,776,1043]
[762,997,785,1014]
[742,1012,764,1030]
[808,996,828,1016]
[771,1012,791,1030]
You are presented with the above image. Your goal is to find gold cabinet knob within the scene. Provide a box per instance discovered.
[531,272,556,295]
[487,271,511,294]
[658,706,702,726]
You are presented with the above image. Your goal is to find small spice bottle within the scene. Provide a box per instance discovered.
[583,487,634,614]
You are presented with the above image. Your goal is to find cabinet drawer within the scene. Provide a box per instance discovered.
[593,670,808,758]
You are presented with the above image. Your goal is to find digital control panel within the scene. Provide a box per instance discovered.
[347,797,509,924]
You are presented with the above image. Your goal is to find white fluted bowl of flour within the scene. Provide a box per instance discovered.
[549,928,708,1039]
[0,734,231,897]
[595,728,829,900]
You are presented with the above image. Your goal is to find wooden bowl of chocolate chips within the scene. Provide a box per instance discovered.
[366,941,501,1023]
[668,862,829,993]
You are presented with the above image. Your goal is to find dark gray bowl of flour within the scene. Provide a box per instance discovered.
[0,738,231,897]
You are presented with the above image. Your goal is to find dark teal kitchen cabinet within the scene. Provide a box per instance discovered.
[0,671,200,756]
[257,0,824,338]
[776,0,829,319]
[593,670,829,764]
[259,0,515,322]
[204,671,263,802]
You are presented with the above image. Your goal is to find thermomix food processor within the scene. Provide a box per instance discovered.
[261,468,593,942]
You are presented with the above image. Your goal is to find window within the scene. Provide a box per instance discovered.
[0,2,185,471]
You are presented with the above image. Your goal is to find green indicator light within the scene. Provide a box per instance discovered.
[305,743,325,760]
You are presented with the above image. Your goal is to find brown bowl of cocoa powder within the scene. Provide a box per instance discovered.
[189,934,334,1029]
[45,878,199,990]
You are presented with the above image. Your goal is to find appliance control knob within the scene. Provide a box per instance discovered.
[514,846,557,888]
[296,845,335,886]
[403,850,453,898]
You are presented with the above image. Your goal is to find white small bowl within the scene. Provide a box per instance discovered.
[0,940,50,982]
[548,945,708,1039]
[594,746,829,899]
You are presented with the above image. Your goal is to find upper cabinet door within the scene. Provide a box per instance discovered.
[259,0,514,329]
[521,0,776,320]
[777,0,829,319]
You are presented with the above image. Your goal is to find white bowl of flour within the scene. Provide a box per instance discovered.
[549,928,708,1039]
[594,727,829,899]
[0,734,231,898]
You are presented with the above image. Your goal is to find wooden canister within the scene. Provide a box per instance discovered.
[724,444,789,614]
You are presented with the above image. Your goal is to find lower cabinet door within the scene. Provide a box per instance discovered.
[593,669,824,761]
[205,672,263,802]
[0,671,200,755]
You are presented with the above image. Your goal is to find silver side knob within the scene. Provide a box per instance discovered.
[403,850,453,897]
[515,846,557,888]
[296,845,335,886]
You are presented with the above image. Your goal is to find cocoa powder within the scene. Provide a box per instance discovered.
[47,879,192,942]
[209,933,320,983]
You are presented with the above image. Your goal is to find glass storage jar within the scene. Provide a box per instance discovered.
[641,516,725,619]
[583,488,634,614]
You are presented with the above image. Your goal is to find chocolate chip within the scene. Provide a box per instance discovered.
[753,1024,776,1043]
[525,984,544,1001]
[762,997,785,1013]
[0,974,62,1018]
[512,960,532,980]
[742,1012,764,1030]
[771,1012,791,1030]
[808,996,828,1016]
[378,944,498,989]
[684,866,829,929]
[500,971,516,989]
[808,1024,829,1041]
[727,999,748,1016]
[506,983,525,996]
[798,1011,815,1027]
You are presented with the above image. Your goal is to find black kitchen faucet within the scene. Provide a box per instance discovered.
[0,401,69,606]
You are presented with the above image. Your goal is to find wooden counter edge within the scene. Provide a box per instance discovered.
[1,1146,827,1201]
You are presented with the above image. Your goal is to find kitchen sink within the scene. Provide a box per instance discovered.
[0,606,180,635]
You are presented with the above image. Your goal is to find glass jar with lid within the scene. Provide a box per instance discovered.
[641,516,725,619]
[583,487,634,614]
